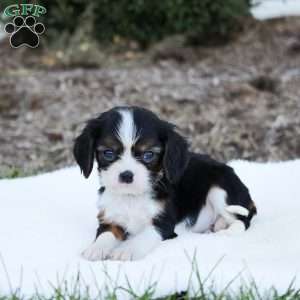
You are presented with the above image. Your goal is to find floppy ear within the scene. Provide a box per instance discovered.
[163,129,189,184]
[73,128,95,178]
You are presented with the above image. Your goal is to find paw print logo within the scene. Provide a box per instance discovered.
[4,16,45,48]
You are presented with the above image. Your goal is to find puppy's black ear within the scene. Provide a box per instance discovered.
[73,128,95,178]
[163,129,189,184]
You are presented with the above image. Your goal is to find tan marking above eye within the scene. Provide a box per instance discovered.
[97,137,123,151]
[134,141,162,153]
[151,146,163,153]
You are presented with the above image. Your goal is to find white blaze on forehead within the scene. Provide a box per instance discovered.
[116,109,138,147]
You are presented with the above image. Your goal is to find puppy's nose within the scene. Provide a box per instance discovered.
[119,170,134,184]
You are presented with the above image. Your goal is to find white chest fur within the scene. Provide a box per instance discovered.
[96,192,162,235]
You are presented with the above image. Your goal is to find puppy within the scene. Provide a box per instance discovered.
[73,106,257,261]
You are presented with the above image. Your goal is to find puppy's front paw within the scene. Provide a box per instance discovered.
[81,243,109,261]
[81,232,119,261]
[109,244,143,261]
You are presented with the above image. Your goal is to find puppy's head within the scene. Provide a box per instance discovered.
[73,106,189,196]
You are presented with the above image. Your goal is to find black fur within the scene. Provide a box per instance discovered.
[163,130,189,184]
[73,128,94,178]
[169,154,257,230]
[73,110,121,177]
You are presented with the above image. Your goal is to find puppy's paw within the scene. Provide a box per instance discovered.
[213,217,228,232]
[81,243,109,261]
[215,220,245,236]
[109,244,143,261]
[109,249,132,261]
[81,232,119,261]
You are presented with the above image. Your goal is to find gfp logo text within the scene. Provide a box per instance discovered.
[3,4,46,17]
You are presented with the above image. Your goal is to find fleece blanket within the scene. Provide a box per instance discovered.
[0,160,300,298]
[251,0,300,20]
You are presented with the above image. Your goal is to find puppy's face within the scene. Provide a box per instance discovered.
[74,107,189,196]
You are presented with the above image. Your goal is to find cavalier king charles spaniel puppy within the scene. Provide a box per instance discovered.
[73,106,257,261]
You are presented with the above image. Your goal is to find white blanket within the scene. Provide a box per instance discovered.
[0,160,300,298]
[251,0,300,20]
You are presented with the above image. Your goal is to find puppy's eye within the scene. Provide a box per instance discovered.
[102,149,116,161]
[142,151,155,163]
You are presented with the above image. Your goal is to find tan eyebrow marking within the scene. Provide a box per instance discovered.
[134,140,162,153]
[96,137,122,151]
[151,146,162,153]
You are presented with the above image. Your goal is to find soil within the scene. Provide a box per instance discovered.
[0,17,300,177]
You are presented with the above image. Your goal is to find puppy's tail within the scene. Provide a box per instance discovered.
[226,205,249,217]
[226,201,257,230]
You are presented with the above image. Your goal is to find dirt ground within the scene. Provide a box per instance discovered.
[0,17,300,177]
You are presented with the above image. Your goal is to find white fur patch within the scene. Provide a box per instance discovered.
[226,205,249,217]
[116,109,138,147]
[97,192,162,235]
[109,225,162,261]
[99,155,151,196]
[191,201,215,233]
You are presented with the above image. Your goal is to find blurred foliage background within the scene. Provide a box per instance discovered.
[2,0,252,47]
[43,0,252,47]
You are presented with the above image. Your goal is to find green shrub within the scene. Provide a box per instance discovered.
[2,0,253,47]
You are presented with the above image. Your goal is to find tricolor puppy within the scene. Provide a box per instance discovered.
[74,106,257,261]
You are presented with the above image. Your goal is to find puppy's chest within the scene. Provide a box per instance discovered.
[97,193,162,234]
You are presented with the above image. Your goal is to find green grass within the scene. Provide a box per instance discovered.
[0,167,36,179]
[0,167,24,179]
[1,281,300,300]
[1,257,299,300]
[0,252,299,299]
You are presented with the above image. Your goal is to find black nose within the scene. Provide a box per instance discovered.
[119,170,134,184]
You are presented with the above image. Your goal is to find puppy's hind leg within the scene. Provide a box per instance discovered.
[221,205,250,234]
[207,187,248,235]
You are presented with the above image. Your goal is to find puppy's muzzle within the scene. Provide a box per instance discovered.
[119,170,134,184]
